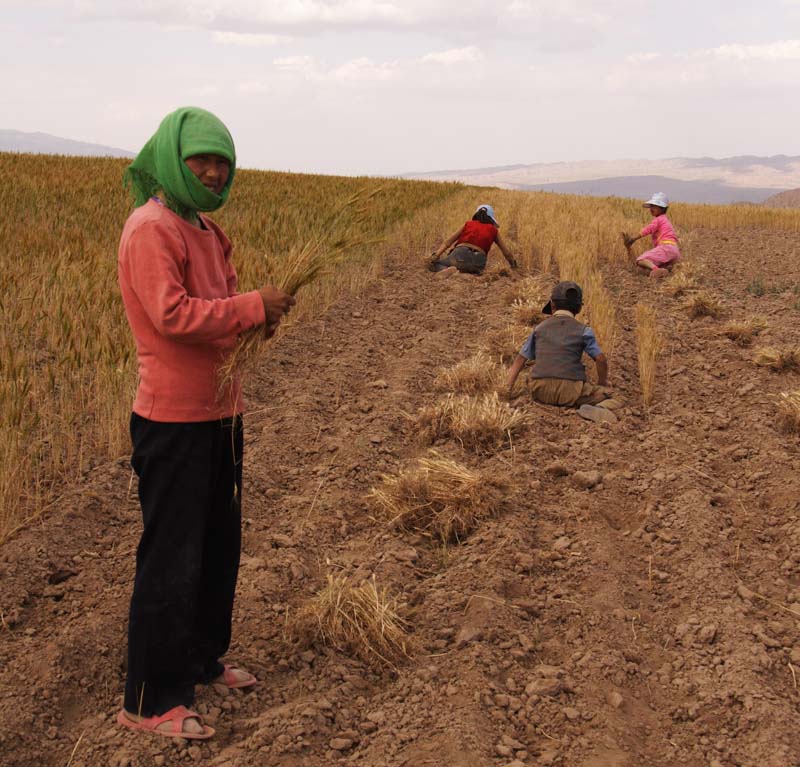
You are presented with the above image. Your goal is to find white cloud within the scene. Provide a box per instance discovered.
[625,52,661,65]
[421,47,483,65]
[267,46,486,85]
[331,57,400,82]
[709,39,800,61]
[501,0,638,50]
[273,55,317,75]
[236,81,269,93]
[29,0,409,29]
[15,0,638,47]
[609,38,800,94]
[212,31,292,46]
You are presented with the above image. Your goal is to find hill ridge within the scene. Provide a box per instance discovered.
[0,129,135,158]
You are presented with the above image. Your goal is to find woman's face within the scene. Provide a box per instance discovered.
[184,153,231,195]
[648,204,664,217]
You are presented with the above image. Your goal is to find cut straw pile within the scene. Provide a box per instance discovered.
[722,318,767,347]
[684,291,724,319]
[635,303,662,407]
[416,393,526,452]
[288,574,411,669]
[369,450,509,542]
[777,390,800,434]
[662,270,700,298]
[482,324,529,364]
[218,192,379,390]
[753,346,800,373]
[433,352,504,395]
[505,275,548,326]
[510,298,544,326]
[507,275,549,304]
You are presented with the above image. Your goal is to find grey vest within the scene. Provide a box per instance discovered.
[532,315,587,381]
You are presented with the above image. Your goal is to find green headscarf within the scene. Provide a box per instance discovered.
[124,107,236,218]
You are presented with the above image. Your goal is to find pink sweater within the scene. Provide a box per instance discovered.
[118,199,266,422]
[640,214,679,247]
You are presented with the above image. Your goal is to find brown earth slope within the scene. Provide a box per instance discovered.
[2,231,800,767]
[762,188,800,208]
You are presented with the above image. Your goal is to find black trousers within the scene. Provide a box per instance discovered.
[124,413,243,716]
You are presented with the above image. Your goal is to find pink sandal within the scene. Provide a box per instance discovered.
[220,664,257,689]
[117,706,215,740]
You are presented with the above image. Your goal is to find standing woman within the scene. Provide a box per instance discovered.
[429,204,518,274]
[116,107,294,739]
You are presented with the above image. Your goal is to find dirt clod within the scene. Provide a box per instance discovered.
[572,470,602,489]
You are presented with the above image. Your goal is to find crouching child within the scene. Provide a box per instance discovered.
[506,281,611,407]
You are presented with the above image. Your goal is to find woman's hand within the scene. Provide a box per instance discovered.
[506,255,519,269]
[258,285,296,327]
[261,321,280,340]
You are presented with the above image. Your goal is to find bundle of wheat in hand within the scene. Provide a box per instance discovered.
[217,192,379,392]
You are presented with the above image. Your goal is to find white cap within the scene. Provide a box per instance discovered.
[644,192,669,208]
[474,204,499,227]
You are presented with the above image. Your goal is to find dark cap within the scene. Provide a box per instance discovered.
[542,281,583,314]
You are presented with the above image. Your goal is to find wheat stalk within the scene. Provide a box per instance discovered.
[776,390,800,433]
[635,304,662,407]
[369,450,510,542]
[288,574,412,669]
[753,346,800,372]
[722,318,767,346]
[433,352,504,394]
[685,291,724,319]
[482,324,529,364]
[416,392,526,452]
[217,191,379,390]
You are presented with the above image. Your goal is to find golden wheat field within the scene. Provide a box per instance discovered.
[3,150,800,542]
[6,151,800,767]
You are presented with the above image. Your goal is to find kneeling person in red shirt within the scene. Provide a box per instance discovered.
[430,204,518,275]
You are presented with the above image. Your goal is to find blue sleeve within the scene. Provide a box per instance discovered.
[520,330,536,360]
[583,327,603,359]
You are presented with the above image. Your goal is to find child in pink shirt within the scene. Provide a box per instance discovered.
[624,192,681,279]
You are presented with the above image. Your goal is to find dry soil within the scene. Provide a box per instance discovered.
[2,229,800,767]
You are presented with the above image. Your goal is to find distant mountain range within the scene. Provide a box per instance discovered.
[407,155,800,205]
[763,188,800,208]
[3,131,799,207]
[0,130,134,158]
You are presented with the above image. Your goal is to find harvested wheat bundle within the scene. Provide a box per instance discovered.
[288,574,412,669]
[663,270,700,298]
[416,392,526,452]
[369,450,509,542]
[777,390,800,434]
[685,291,724,319]
[505,275,548,306]
[722,318,767,346]
[482,324,529,364]
[753,346,800,373]
[218,192,379,390]
[510,298,544,326]
[635,304,662,407]
[433,352,504,394]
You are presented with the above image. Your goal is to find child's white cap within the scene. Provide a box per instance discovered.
[644,192,669,208]
[474,204,499,227]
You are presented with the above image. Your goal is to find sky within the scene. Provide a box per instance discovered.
[2,1,800,175]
